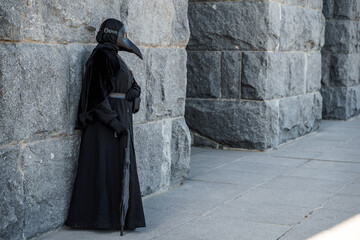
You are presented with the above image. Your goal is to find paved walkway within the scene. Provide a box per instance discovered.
[33,118,360,240]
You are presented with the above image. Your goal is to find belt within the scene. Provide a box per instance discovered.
[109,92,126,99]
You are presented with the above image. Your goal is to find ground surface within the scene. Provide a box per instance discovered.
[32,118,360,240]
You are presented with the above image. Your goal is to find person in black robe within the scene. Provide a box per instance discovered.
[64,18,146,231]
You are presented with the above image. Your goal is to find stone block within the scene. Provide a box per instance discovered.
[323,20,359,54]
[279,4,325,51]
[170,118,191,185]
[186,51,221,98]
[0,1,22,41]
[121,0,175,47]
[134,120,172,195]
[22,136,80,238]
[323,0,334,19]
[307,0,323,10]
[221,51,241,99]
[278,92,322,144]
[328,53,360,87]
[0,43,71,146]
[321,87,349,119]
[348,84,360,117]
[145,48,188,121]
[187,2,280,51]
[306,52,322,93]
[171,0,191,47]
[241,52,306,100]
[333,0,360,20]
[42,0,121,43]
[321,52,331,87]
[0,146,23,240]
[241,52,268,100]
[185,99,279,150]
[22,0,43,41]
[273,0,306,8]
[192,133,220,149]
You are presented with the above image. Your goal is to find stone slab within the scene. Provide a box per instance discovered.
[323,20,359,54]
[133,119,172,195]
[154,211,290,240]
[321,85,360,120]
[42,0,121,43]
[185,99,279,150]
[260,175,347,194]
[186,51,221,98]
[281,208,356,240]
[278,92,322,144]
[241,52,307,100]
[0,1,22,41]
[187,1,280,51]
[22,136,80,239]
[221,51,241,99]
[279,4,325,51]
[333,0,360,20]
[121,0,175,47]
[144,48,188,121]
[306,52,322,93]
[0,43,71,146]
[0,145,23,240]
[170,118,191,185]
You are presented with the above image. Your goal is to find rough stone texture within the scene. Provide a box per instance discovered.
[221,51,241,99]
[0,43,71,146]
[144,48,188,121]
[322,0,360,119]
[170,118,191,185]
[186,51,221,98]
[279,4,325,51]
[0,146,23,240]
[42,0,122,43]
[0,1,191,239]
[187,2,280,51]
[134,119,170,195]
[120,0,190,47]
[241,52,306,100]
[0,2,22,41]
[323,20,359,54]
[321,85,360,120]
[22,136,80,239]
[185,99,279,150]
[306,52,322,93]
[278,92,323,144]
[186,0,324,150]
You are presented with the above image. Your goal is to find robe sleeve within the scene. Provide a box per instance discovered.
[131,78,141,96]
[94,98,126,134]
[76,47,125,134]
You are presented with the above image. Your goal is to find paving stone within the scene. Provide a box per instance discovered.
[154,212,290,240]
[281,208,356,240]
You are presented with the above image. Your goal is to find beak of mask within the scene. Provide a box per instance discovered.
[104,26,143,60]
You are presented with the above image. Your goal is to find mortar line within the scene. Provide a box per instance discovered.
[154,157,310,238]
[277,176,360,240]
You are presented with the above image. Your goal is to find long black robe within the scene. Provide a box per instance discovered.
[65,43,146,230]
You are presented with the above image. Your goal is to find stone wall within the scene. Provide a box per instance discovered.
[321,0,360,119]
[186,0,325,150]
[0,1,191,239]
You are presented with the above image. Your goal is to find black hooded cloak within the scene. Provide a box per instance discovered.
[65,19,146,230]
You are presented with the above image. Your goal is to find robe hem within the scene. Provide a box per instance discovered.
[64,221,146,230]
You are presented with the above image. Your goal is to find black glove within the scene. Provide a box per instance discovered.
[108,118,127,137]
[126,87,139,102]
